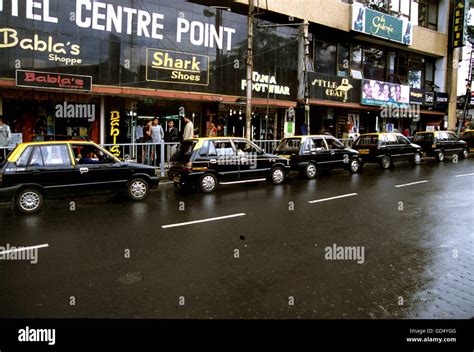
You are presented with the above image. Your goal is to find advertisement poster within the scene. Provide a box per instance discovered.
[361,79,410,108]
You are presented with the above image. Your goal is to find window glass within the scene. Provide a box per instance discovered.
[234,140,260,156]
[445,132,458,141]
[214,140,235,157]
[171,141,196,162]
[363,47,386,81]
[277,138,301,153]
[355,135,378,146]
[312,138,327,150]
[40,145,71,166]
[325,137,344,149]
[29,147,44,167]
[17,146,33,167]
[396,134,410,145]
[315,41,337,75]
[302,138,315,153]
[351,44,363,72]
[337,43,350,77]
[437,132,448,141]
[384,134,398,145]
[71,144,114,165]
[414,133,434,143]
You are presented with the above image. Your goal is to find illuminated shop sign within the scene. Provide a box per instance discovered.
[361,79,410,108]
[351,3,413,45]
[451,0,469,48]
[109,111,121,157]
[241,71,291,96]
[309,72,361,103]
[0,0,236,49]
[16,70,92,91]
[0,28,82,65]
[146,48,209,86]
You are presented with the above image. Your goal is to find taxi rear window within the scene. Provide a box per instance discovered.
[354,135,378,146]
[413,134,434,143]
[276,138,301,153]
[171,140,196,161]
[463,131,474,137]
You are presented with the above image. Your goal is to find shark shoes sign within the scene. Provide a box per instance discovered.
[146,48,209,86]
[309,73,361,104]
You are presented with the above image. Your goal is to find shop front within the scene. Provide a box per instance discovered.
[0,0,299,148]
[308,72,381,138]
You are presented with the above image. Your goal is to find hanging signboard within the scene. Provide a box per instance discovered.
[351,3,413,45]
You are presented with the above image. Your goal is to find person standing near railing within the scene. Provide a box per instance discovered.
[135,120,144,163]
[165,120,179,167]
[151,118,164,166]
[143,120,152,165]
[183,116,194,140]
[0,116,11,162]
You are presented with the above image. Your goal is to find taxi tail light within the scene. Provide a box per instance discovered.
[431,144,436,148]
[183,162,193,171]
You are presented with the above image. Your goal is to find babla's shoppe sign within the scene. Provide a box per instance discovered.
[351,2,413,45]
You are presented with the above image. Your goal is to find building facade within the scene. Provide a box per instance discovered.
[0,0,461,151]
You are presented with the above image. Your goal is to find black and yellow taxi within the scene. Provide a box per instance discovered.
[274,135,361,179]
[168,137,290,192]
[461,129,474,154]
[0,141,160,214]
[413,131,469,161]
[352,132,422,169]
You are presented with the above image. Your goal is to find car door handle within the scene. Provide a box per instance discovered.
[330,151,335,155]
[210,159,217,164]
[32,170,40,175]
[79,167,89,174]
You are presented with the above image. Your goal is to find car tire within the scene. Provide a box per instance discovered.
[412,152,422,165]
[270,166,286,185]
[380,156,392,170]
[127,178,150,201]
[199,173,218,193]
[461,148,469,159]
[349,158,360,173]
[304,163,317,179]
[15,188,43,215]
[436,150,445,162]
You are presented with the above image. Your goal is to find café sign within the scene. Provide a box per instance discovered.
[351,3,413,45]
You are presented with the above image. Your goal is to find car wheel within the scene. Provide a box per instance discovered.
[270,167,286,185]
[380,156,391,170]
[199,173,218,193]
[436,150,445,162]
[305,163,317,179]
[127,178,150,201]
[15,188,43,214]
[413,152,422,165]
[461,148,469,159]
[349,158,360,173]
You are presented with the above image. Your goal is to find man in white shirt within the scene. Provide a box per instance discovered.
[183,116,194,140]
[150,118,164,165]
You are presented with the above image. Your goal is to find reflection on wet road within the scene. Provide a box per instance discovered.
[0,159,473,319]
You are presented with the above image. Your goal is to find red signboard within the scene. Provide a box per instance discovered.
[16,70,92,91]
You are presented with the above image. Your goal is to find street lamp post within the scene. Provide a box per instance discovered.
[245,0,254,140]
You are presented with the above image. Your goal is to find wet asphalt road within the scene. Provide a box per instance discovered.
[0,157,473,319]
